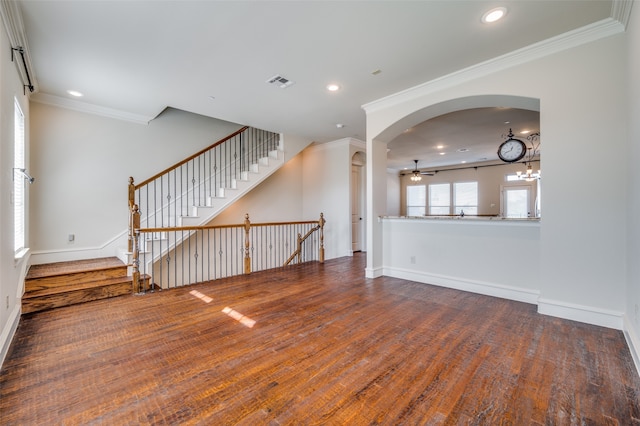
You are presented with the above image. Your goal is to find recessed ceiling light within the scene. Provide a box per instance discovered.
[439,152,446,156]
[482,7,507,24]
[67,90,83,97]
[436,145,444,149]
[461,161,467,164]
[371,69,382,76]
[326,84,340,92]
[457,148,470,153]
[520,130,530,134]
[336,123,345,128]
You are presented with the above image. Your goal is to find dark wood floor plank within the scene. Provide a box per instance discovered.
[1,254,640,425]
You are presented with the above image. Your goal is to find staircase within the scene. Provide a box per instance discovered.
[120,127,287,269]
[22,257,147,314]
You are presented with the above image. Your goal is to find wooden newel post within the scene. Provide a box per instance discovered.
[128,177,135,252]
[243,213,251,274]
[319,212,325,263]
[132,204,141,293]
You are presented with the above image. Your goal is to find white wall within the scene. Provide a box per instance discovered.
[365,26,628,329]
[0,18,32,365]
[382,218,540,304]
[626,3,640,371]
[29,104,243,263]
[386,170,400,216]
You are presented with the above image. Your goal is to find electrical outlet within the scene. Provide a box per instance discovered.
[68,234,75,242]
[6,296,9,309]
[410,256,416,264]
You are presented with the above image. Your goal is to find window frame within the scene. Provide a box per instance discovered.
[14,98,26,256]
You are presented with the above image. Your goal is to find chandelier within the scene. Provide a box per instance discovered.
[410,160,422,182]
[516,132,541,181]
[516,163,540,181]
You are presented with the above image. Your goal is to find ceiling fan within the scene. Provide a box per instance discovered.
[407,160,435,181]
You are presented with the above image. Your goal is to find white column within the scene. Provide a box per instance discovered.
[365,137,387,278]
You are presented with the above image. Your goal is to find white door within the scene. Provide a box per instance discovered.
[351,165,362,252]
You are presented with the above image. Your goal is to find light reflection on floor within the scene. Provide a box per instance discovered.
[189,290,213,303]
[222,306,256,328]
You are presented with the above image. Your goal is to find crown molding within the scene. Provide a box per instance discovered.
[611,0,634,29]
[362,18,625,115]
[0,0,37,91]
[307,137,365,153]
[31,93,155,125]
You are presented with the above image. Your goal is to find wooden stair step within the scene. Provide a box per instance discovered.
[22,257,147,315]
[26,257,125,278]
[21,275,151,315]
[25,257,128,292]
[21,280,132,314]
[23,276,135,299]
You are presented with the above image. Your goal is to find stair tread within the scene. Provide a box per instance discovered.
[26,257,125,279]
[24,275,137,298]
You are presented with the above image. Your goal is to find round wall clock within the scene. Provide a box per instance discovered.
[497,138,527,163]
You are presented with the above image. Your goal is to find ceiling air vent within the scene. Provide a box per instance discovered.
[266,74,295,89]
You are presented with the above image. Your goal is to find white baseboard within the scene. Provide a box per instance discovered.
[0,304,21,368]
[30,232,128,265]
[623,314,640,377]
[537,298,623,330]
[365,267,384,279]
[383,266,540,305]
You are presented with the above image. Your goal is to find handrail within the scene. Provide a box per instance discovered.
[130,211,326,293]
[134,126,249,190]
[140,220,320,233]
[284,223,321,266]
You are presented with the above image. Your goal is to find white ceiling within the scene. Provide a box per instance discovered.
[19,1,615,169]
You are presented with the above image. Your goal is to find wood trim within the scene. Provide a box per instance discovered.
[138,220,320,234]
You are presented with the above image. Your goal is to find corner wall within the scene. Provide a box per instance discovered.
[0,17,32,366]
[625,1,640,373]
[302,138,365,260]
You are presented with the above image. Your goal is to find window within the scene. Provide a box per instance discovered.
[427,182,478,215]
[14,99,25,254]
[406,185,426,216]
[454,182,478,215]
[429,183,450,215]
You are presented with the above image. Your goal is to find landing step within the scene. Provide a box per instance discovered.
[25,257,128,292]
[23,257,142,315]
[24,276,136,298]
[26,257,125,279]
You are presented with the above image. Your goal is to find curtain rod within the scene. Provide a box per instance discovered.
[400,159,541,176]
[11,46,34,94]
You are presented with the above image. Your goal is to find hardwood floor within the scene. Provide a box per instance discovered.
[1,254,639,425]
